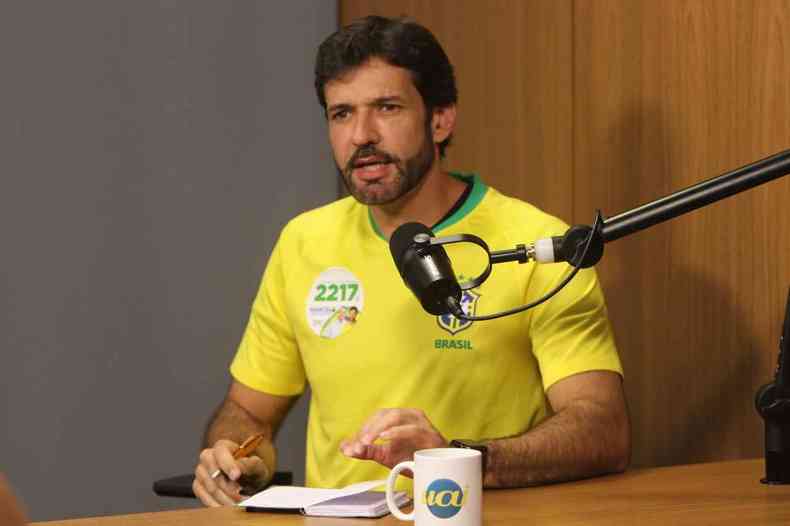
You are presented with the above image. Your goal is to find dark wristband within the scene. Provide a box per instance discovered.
[449,439,488,474]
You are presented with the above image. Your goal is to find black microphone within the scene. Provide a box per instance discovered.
[774,288,790,399]
[389,222,462,316]
[755,287,790,484]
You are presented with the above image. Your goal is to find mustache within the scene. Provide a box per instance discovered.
[345,145,398,173]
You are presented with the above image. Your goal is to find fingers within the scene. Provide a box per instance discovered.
[349,408,414,451]
[357,408,410,444]
[341,436,410,468]
[194,441,244,507]
[378,423,422,442]
[341,409,448,468]
[340,440,376,460]
[192,478,220,507]
[214,441,243,481]
[194,463,241,507]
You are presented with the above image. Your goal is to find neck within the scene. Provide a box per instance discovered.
[370,165,467,239]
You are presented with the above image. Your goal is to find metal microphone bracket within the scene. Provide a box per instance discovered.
[555,224,605,268]
[424,233,493,290]
[422,215,606,292]
[755,383,790,484]
[755,287,790,484]
[425,234,535,291]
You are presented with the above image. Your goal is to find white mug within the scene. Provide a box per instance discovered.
[386,448,482,526]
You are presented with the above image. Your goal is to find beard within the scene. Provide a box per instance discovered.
[336,123,435,206]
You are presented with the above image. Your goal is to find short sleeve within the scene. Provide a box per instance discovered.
[230,230,306,396]
[527,264,622,391]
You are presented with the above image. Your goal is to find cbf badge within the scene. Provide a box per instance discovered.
[306,267,364,339]
[437,289,480,335]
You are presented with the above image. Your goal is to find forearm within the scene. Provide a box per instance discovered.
[484,400,630,488]
[0,476,27,526]
[204,397,277,474]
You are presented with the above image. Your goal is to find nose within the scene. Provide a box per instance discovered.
[351,109,380,147]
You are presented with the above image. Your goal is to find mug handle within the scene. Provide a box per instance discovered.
[386,460,415,521]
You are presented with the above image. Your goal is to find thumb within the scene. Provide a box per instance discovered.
[237,456,271,484]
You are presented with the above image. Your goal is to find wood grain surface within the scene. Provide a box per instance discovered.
[339,1,790,469]
[33,460,790,525]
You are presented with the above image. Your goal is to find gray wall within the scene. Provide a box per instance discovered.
[0,1,337,521]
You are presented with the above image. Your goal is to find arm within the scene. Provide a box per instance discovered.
[341,370,630,488]
[193,380,297,507]
[485,370,630,487]
[0,475,26,526]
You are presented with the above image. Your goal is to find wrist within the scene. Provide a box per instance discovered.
[449,439,489,480]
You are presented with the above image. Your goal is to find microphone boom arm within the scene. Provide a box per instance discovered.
[416,149,790,319]
[602,149,790,243]
[428,149,790,271]
[550,149,790,268]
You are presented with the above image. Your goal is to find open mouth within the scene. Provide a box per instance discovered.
[355,159,388,168]
[350,156,394,179]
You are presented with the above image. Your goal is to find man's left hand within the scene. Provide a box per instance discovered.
[340,408,447,468]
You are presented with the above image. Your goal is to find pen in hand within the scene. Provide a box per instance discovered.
[210,433,265,479]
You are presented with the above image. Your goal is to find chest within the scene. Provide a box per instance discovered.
[282,242,533,386]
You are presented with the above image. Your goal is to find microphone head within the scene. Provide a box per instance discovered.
[389,222,462,316]
[389,222,434,276]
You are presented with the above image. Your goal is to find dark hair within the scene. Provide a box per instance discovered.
[315,16,457,157]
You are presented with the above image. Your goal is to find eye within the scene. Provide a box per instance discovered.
[379,103,400,113]
[330,109,350,122]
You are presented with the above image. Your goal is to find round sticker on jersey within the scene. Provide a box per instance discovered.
[306,267,364,339]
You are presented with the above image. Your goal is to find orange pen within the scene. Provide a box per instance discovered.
[210,433,265,479]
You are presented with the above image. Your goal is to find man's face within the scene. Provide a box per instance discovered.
[324,58,435,205]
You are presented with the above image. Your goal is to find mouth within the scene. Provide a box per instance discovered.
[349,156,394,180]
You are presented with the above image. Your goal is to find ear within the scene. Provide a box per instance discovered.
[430,104,457,145]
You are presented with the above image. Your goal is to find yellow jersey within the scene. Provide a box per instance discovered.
[230,173,622,489]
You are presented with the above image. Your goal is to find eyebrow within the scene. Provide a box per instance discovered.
[327,96,406,114]
[371,96,405,105]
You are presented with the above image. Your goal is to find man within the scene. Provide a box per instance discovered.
[0,476,27,526]
[193,16,630,507]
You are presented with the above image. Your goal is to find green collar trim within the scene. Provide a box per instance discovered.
[368,172,488,240]
[434,172,487,232]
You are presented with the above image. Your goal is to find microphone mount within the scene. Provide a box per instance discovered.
[415,232,528,292]
[530,148,790,268]
[756,287,790,484]
[428,148,790,273]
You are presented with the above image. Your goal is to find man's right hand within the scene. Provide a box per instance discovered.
[193,439,271,507]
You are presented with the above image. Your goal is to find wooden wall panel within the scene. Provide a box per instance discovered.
[340,0,574,220]
[339,1,790,469]
[574,0,790,468]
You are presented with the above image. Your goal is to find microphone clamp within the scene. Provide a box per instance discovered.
[421,232,495,291]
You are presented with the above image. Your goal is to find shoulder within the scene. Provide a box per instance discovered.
[279,196,362,242]
[471,182,570,244]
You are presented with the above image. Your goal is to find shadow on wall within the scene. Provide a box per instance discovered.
[651,266,761,466]
[599,102,764,468]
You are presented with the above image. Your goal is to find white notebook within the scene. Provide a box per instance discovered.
[239,479,411,518]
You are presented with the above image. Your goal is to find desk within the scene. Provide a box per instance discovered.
[33,459,790,525]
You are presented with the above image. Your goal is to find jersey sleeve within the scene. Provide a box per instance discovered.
[527,263,623,391]
[230,228,306,396]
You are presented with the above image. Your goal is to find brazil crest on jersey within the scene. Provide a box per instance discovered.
[437,288,480,335]
[230,172,622,492]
